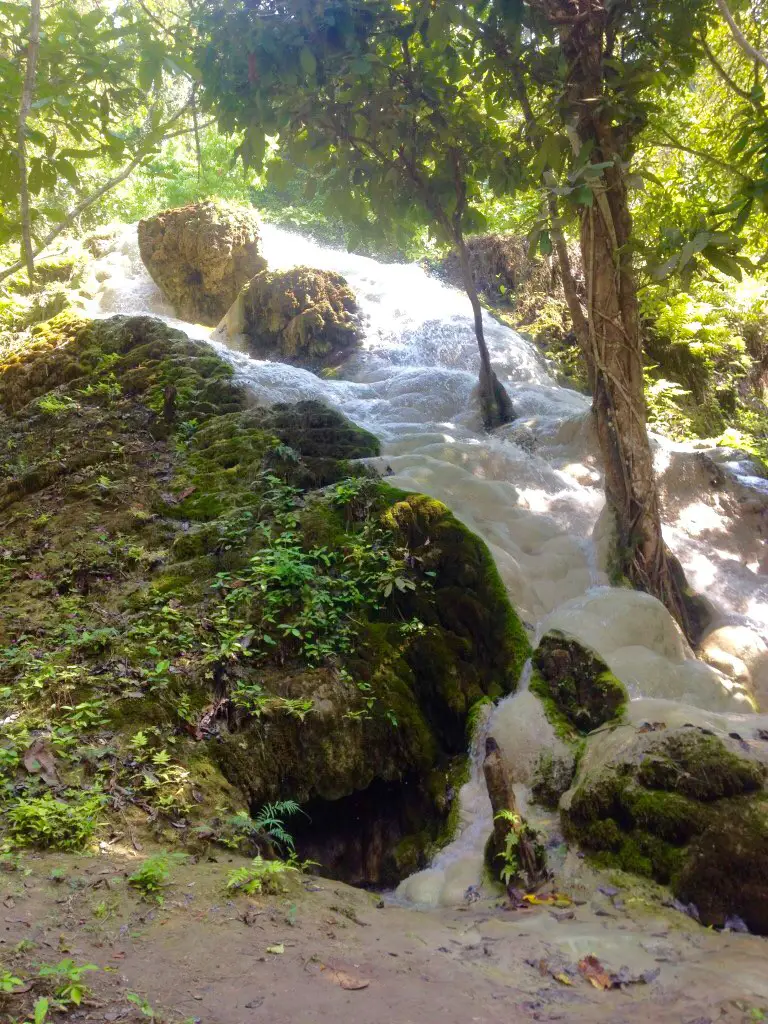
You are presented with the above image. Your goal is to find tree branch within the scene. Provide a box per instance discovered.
[646,129,752,181]
[18,0,41,281]
[700,34,760,105]
[0,101,193,285]
[715,0,768,73]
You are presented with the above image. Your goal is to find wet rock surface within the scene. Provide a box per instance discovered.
[216,265,363,369]
[138,200,266,325]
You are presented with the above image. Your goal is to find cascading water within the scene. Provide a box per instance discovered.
[79,221,768,905]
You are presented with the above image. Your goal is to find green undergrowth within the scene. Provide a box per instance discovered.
[0,313,527,879]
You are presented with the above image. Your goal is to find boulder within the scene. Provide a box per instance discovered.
[561,709,768,932]
[531,629,627,735]
[0,312,530,884]
[216,266,362,368]
[699,624,768,710]
[137,200,266,325]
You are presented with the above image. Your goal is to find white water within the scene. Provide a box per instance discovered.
[78,222,768,905]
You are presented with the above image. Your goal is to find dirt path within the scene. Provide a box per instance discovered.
[1,850,767,1024]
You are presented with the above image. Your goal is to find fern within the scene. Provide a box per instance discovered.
[226,855,295,896]
[227,800,305,854]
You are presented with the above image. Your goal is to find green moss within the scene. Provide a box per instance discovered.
[637,730,766,801]
[532,631,627,735]
[240,266,362,367]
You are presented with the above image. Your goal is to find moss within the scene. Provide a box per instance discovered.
[675,799,768,932]
[380,490,531,690]
[240,266,362,367]
[530,749,576,809]
[637,730,766,801]
[0,310,530,885]
[532,631,627,734]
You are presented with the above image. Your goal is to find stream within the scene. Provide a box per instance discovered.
[80,221,768,907]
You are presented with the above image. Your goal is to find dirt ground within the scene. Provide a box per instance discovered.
[1,849,767,1024]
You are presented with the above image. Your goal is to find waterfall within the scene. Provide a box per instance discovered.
[80,221,768,904]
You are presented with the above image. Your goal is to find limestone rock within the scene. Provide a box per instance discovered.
[561,712,768,931]
[137,200,266,325]
[216,266,362,368]
[531,629,627,735]
[699,624,768,710]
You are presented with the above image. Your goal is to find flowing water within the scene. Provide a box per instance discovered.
[79,222,768,906]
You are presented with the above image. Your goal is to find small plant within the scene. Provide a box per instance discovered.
[37,958,98,1007]
[0,968,24,994]
[126,992,156,1018]
[227,801,304,855]
[6,791,103,850]
[225,855,297,896]
[35,394,79,416]
[494,810,544,887]
[128,853,184,903]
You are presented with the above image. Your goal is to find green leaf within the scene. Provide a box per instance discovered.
[300,47,317,77]
[56,158,78,187]
[702,246,743,280]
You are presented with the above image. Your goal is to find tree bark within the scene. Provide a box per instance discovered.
[18,0,42,282]
[483,736,545,889]
[553,4,696,637]
[455,234,515,429]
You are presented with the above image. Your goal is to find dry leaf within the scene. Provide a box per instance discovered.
[578,954,612,991]
[23,737,60,786]
[553,972,573,986]
[266,943,284,954]
[523,892,572,907]
[320,965,370,991]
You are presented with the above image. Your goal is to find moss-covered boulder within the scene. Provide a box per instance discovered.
[138,200,266,325]
[531,630,627,735]
[561,718,768,931]
[0,312,527,886]
[218,266,362,368]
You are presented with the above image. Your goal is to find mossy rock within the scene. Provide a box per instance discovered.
[561,720,768,930]
[138,200,266,326]
[231,266,363,368]
[531,630,627,735]
[0,311,527,885]
[675,801,768,932]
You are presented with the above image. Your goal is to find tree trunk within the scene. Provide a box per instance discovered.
[18,0,42,282]
[558,5,698,637]
[455,234,515,429]
[483,736,545,889]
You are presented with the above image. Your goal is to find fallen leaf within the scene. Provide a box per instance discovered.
[553,972,573,986]
[266,943,284,955]
[523,892,572,907]
[320,965,370,990]
[578,954,612,991]
[23,736,60,786]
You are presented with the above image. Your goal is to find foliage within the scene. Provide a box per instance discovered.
[3,0,198,275]
[128,853,184,903]
[225,854,297,896]
[37,959,98,1007]
[6,791,103,851]
[226,801,304,855]
[493,810,542,886]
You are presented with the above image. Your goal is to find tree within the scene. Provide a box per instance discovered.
[459,0,720,636]
[1,0,200,282]
[197,0,517,427]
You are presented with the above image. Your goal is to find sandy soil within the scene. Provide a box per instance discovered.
[1,850,767,1024]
